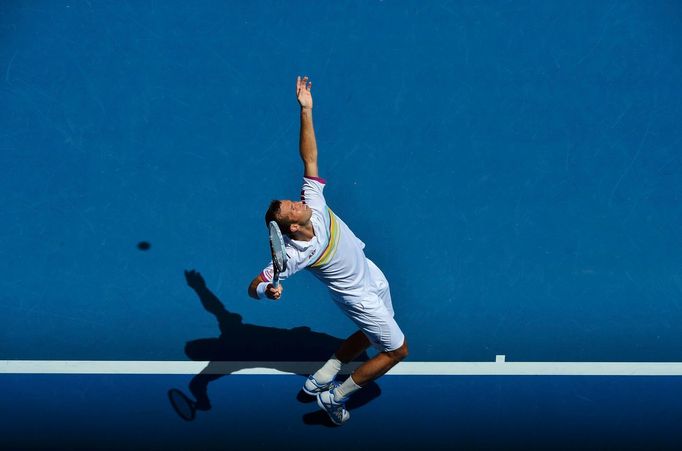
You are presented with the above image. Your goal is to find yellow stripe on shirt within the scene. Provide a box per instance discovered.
[310,208,340,268]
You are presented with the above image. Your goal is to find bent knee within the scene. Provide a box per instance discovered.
[399,340,409,360]
[388,339,409,361]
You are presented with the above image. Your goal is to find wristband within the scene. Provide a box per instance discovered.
[256,282,270,299]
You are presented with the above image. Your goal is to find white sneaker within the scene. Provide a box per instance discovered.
[316,387,350,426]
[302,375,335,396]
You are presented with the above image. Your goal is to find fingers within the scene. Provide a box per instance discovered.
[266,284,283,300]
[296,75,312,94]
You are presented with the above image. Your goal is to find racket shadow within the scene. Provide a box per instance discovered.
[175,269,378,422]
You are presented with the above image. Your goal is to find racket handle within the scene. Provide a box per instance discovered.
[273,278,280,289]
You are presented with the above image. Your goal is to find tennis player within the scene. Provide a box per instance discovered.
[248,76,408,425]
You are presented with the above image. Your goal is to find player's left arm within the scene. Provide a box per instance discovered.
[248,274,283,300]
[248,245,309,300]
[296,75,318,178]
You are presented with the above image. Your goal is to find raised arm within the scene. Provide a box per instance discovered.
[297,76,318,178]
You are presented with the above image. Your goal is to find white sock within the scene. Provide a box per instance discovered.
[334,374,361,401]
[312,355,342,384]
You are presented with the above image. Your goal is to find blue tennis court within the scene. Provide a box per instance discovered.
[1,1,681,449]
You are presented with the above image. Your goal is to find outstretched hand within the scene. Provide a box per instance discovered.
[296,75,313,110]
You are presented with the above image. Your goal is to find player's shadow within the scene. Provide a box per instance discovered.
[172,269,380,425]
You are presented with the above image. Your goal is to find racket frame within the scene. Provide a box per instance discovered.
[168,388,197,421]
[268,221,288,288]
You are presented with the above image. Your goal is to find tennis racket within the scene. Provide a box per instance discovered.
[268,220,288,288]
[168,388,197,421]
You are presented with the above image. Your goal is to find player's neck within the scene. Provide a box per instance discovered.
[292,222,315,241]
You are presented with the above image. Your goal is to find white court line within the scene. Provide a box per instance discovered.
[2,359,682,376]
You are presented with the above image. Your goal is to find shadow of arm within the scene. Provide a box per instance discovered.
[184,270,242,323]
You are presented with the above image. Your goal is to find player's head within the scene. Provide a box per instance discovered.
[265,199,312,237]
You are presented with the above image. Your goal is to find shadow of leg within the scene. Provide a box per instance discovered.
[189,372,225,411]
[296,388,317,404]
[302,410,337,427]
[346,380,381,410]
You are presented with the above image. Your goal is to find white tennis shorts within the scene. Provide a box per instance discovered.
[336,259,405,352]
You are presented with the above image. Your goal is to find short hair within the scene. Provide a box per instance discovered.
[265,200,291,236]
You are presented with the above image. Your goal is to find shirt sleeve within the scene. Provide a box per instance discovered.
[259,245,307,282]
[300,176,327,213]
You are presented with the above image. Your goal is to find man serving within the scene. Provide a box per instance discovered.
[248,76,408,426]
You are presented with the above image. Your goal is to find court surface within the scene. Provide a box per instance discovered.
[1,1,681,449]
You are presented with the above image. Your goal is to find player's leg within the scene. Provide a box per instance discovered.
[335,329,371,363]
[317,297,407,425]
[334,317,408,399]
[344,261,406,385]
[341,258,406,385]
[366,258,394,315]
[317,337,408,426]
[320,259,394,376]
[344,338,408,386]
[303,330,370,395]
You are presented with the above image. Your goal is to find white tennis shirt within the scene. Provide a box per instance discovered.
[260,176,371,304]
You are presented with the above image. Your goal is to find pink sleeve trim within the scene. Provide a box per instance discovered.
[304,175,327,184]
[260,270,271,282]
